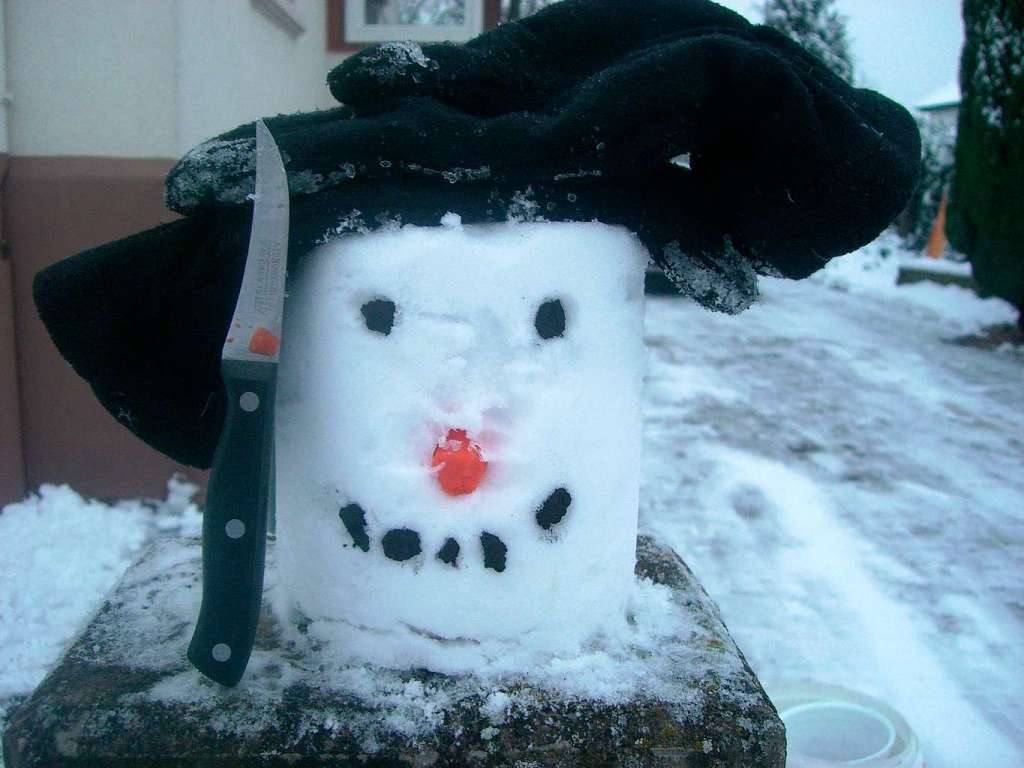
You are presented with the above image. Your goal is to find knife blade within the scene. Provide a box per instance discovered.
[188,120,289,687]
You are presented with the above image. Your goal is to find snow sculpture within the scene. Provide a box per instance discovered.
[275,219,649,661]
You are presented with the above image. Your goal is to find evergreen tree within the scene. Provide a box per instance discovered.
[947,0,1024,327]
[760,0,854,81]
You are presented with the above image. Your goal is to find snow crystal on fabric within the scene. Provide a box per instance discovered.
[361,41,436,84]
[440,166,491,184]
[506,188,544,223]
[318,209,371,243]
[165,137,257,212]
[553,169,603,181]
[167,140,363,213]
[659,239,759,314]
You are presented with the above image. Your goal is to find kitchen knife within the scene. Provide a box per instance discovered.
[188,120,289,687]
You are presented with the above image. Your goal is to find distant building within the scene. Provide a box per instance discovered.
[0,0,498,506]
[916,81,961,132]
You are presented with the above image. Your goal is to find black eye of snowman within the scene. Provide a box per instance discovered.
[361,298,396,335]
[534,298,566,340]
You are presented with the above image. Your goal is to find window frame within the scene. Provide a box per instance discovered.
[251,0,306,38]
[328,0,499,52]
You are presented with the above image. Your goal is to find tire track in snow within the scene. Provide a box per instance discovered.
[702,445,1018,768]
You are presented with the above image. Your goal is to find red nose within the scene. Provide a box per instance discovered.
[431,428,487,496]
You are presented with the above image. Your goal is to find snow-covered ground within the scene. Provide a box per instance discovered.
[1,234,1021,766]
[0,478,202,754]
[643,236,1023,767]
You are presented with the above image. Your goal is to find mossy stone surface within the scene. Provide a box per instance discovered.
[3,536,784,768]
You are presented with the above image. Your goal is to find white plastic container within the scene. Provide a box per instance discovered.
[774,682,924,768]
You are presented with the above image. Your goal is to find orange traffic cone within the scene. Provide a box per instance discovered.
[925,192,948,259]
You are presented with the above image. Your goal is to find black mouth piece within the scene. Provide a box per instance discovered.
[479,532,507,572]
[337,486,571,572]
[535,487,572,531]
[437,538,460,566]
[382,528,421,561]
[339,503,370,552]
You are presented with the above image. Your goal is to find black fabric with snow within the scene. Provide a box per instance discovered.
[34,0,920,468]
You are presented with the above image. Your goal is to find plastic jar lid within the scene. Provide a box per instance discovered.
[772,682,924,768]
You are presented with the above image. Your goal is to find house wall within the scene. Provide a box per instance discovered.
[1,0,336,505]
[0,0,25,505]
[4,155,202,503]
[0,0,9,156]
[6,0,178,158]
[0,171,24,507]
[6,0,336,159]
[175,0,336,155]
[922,105,959,133]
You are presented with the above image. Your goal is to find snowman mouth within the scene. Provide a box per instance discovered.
[338,487,572,573]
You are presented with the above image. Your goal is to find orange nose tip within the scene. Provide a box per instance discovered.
[431,428,487,496]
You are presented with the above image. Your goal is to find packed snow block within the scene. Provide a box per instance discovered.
[275,221,647,661]
[2,537,785,768]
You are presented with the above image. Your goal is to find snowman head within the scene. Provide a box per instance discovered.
[275,216,649,662]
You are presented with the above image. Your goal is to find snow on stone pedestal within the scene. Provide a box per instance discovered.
[1,537,786,768]
[275,219,649,667]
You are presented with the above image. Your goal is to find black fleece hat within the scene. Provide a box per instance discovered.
[34,0,920,470]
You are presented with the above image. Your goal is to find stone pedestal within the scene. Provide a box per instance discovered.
[3,536,784,767]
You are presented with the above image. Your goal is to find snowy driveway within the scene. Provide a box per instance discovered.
[641,250,1023,767]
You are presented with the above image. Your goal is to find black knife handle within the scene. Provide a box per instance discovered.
[188,359,275,686]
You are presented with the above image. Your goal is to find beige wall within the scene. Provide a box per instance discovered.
[6,0,178,158]
[0,3,20,502]
[176,0,336,154]
[0,2,9,155]
[5,156,210,504]
[922,106,959,133]
[5,0,337,160]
